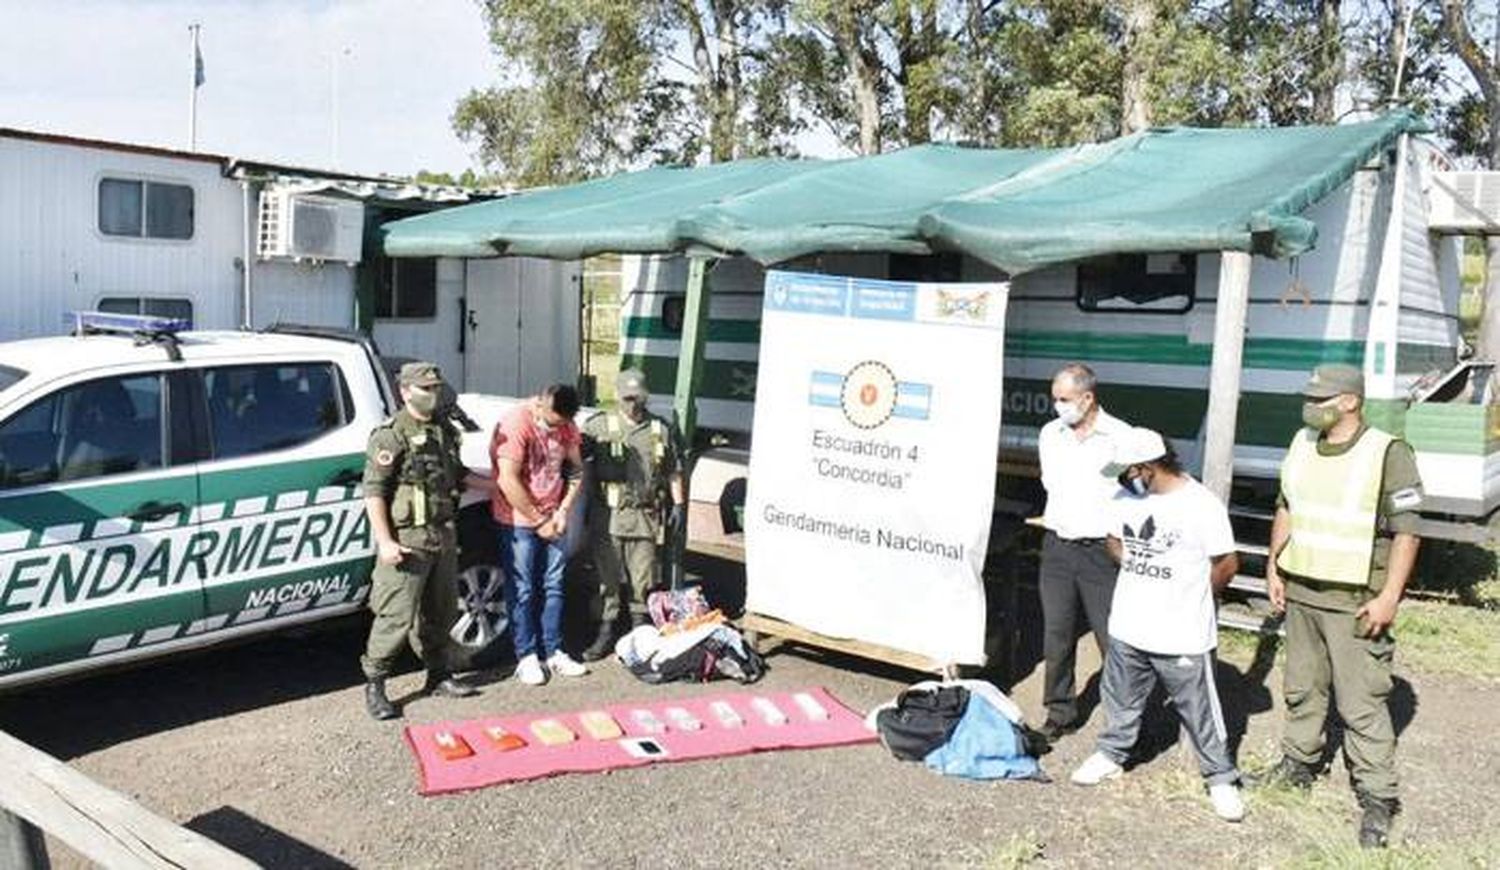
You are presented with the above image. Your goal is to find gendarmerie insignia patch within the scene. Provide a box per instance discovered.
[1389,487,1423,511]
[375,449,395,467]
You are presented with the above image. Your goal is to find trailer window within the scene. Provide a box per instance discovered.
[1077,253,1195,313]
[98,178,195,240]
[98,297,194,325]
[375,258,438,319]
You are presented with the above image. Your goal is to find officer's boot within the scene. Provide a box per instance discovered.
[1251,756,1316,791]
[424,669,479,698]
[1357,792,1399,849]
[581,617,620,663]
[365,678,399,720]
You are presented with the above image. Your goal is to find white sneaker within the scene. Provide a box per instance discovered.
[547,651,589,678]
[515,654,547,686]
[1070,751,1124,786]
[1209,783,1246,822]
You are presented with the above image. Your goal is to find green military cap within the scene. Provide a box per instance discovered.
[616,368,649,399]
[1302,363,1364,399]
[398,361,445,388]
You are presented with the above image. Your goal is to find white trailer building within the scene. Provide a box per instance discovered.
[0,128,580,395]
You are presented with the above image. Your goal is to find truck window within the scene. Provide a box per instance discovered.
[203,362,349,459]
[1076,253,1196,312]
[0,373,165,489]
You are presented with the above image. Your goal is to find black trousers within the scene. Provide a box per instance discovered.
[1039,531,1117,725]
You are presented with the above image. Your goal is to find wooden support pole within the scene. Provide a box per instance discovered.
[672,256,712,449]
[669,257,712,587]
[1202,251,1253,502]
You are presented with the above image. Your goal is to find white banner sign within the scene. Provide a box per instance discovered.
[745,270,1010,665]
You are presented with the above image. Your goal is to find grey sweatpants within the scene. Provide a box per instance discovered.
[1097,639,1239,786]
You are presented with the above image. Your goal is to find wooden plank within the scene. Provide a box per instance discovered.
[738,612,945,675]
[1227,574,1268,595]
[1217,605,1284,636]
[0,730,257,870]
[1202,250,1252,502]
[687,539,746,563]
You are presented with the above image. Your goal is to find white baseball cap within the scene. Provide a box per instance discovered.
[1100,426,1168,477]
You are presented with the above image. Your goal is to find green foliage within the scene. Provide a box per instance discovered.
[413,168,489,188]
[454,0,1500,182]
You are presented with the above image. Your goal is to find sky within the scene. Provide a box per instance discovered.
[0,0,499,178]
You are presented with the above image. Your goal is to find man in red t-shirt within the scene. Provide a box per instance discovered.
[491,383,587,685]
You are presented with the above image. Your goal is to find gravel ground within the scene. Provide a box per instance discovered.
[2,609,1498,869]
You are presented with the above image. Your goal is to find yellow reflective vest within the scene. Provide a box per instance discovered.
[1276,426,1394,587]
[601,412,668,509]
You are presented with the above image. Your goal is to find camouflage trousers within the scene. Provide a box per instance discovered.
[1281,600,1399,800]
[590,519,660,626]
[360,528,459,679]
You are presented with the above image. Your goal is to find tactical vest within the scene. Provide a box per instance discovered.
[601,412,668,510]
[386,417,461,529]
[1276,426,1393,587]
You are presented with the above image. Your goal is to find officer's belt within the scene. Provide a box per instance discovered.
[610,494,661,511]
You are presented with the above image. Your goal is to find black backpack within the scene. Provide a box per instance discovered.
[875,685,971,761]
[625,626,766,685]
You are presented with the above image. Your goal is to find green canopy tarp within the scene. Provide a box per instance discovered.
[384,111,1424,274]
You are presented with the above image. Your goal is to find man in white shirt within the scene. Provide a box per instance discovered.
[1036,363,1130,737]
[1070,426,1245,823]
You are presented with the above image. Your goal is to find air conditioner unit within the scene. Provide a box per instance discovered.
[1429,171,1500,232]
[257,191,364,264]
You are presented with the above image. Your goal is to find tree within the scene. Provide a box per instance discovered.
[1121,0,1158,132]
[455,0,797,186]
[1440,0,1500,359]
[1311,0,1345,122]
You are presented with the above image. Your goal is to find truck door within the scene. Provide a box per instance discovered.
[0,370,203,686]
[192,360,373,631]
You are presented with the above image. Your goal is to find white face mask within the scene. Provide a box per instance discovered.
[533,414,553,433]
[1054,400,1084,427]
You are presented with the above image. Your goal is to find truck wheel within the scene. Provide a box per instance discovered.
[450,562,509,668]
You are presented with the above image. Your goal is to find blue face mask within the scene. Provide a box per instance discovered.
[1118,470,1149,497]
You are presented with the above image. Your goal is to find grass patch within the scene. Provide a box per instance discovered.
[1284,832,1500,869]
[1217,626,1275,666]
[983,830,1045,869]
[1392,600,1500,681]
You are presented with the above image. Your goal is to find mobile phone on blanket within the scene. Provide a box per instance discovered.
[619,737,670,759]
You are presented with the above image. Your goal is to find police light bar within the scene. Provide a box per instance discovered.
[68,311,190,335]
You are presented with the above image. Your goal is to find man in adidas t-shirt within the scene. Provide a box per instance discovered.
[1070,426,1246,823]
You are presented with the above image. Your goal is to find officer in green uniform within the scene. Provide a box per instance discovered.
[579,368,685,661]
[360,362,482,720]
[1262,364,1423,848]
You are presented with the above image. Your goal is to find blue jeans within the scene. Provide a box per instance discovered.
[499,524,569,659]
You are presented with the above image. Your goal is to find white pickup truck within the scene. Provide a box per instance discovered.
[0,315,564,690]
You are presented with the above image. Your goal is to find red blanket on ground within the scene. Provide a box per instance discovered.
[403,686,875,795]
